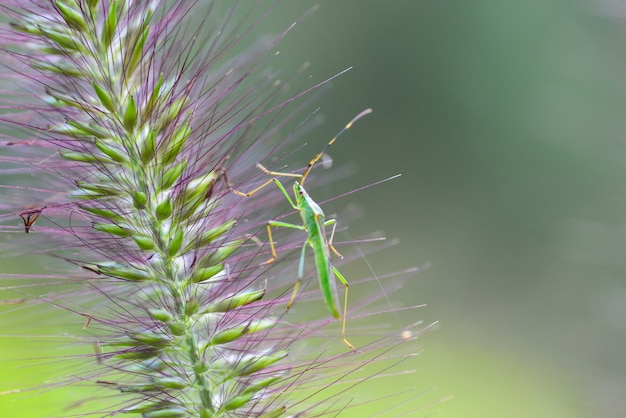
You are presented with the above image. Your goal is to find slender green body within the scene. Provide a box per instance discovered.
[295,184,341,319]
[260,180,343,320]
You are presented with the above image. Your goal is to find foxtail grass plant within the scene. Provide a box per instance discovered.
[0,1,430,416]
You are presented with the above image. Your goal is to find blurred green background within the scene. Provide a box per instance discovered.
[2,0,626,416]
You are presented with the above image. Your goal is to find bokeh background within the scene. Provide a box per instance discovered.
[2,0,626,416]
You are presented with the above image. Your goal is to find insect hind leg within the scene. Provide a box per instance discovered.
[333,266,355,351]
[325,219,343,259]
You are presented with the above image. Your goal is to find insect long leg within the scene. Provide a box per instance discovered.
[261,223,277,266]
[256,163,303,179]
[231,178,279,198]
[80,312,93,329]
[324,219,343,259]
[333,266,354,351]
[232,177,298,209]
[261,220,306,266]
[287,243,308,313]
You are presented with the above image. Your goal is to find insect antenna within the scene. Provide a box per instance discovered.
[300,108,373,186]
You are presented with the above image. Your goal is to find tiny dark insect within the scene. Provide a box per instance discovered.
[18,205,46,233]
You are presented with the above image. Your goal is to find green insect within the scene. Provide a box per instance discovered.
[232,109,373,350]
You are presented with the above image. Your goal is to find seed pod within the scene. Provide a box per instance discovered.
[159,158,187,190]
[133,191,147,209]
[167,228,184,257]
[148,309,173,322]
[131,331,170,347]
[102,0,117,49]
[183,219,236,253]
[223,377,281,411]
[56,1,87,31]
[133,235,156,251]
[96,262,151,281]
[93,222,131,237]
[152,376,187,390]
[94,139,127,163]
[140,129,157,164]
[187,265,224,284]
[155,197,172,220]
[233,350,288,377]
[210,319,275,346]
[201,289,266,314]
[123,94,137,131]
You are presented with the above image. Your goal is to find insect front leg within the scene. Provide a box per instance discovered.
[231,168,298,209]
